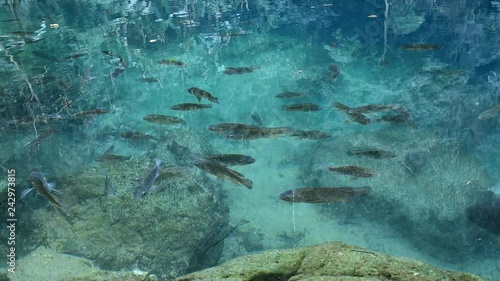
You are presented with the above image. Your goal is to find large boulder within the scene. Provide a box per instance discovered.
[173,241,487,281]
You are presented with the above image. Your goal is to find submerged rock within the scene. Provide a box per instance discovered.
[173,241,487,281]
[467,197,500,235]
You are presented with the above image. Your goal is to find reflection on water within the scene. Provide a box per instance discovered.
[0,0,499,280]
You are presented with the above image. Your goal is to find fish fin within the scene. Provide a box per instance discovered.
[240,178,253,189]
[21,187,34,198]
[196,96,202,102]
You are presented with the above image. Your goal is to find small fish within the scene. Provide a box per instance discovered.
[110,66,125,78]
[289,130,332,140]
[224,127,291,140]
[96,154,132,163]
[134,159,163,199]
[477,105,500,120]
[328,64,340,80]
[376,107,417,128]
[208,123,259,133]
[157,59,185,66]
[23,172,64,211]
[399,43,442,51]
[195,160,253,189]
[331,101,371,125]
[10,31,34,36]
[223,66,259,75]
[143,114,186,125]
[26,128,56,147]
[73,108,111,118]
[101,51,115,56]
[104,175,116,197]
[282,103,322,112]
[203,154,256,166]
[275,92,308,99]
[326,165,377,179]
[187,87,220,104]
[120,131,156,140]
[63,52,88,60]
[139,77,159,83]
[279,186,371,203]
[347,148,396,159]
[349,104,397,114]
[170,103,212,111]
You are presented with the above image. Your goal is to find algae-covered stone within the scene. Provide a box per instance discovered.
[173,242,487,281]
[18,129,229,279]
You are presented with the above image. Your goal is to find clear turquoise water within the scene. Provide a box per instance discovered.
[1,0,499,280]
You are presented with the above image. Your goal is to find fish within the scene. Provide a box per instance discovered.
[134,159,163,199]
[326,165,377,179]
[223,66,259,75]
[346,148,396,159]
[477,105,500,120]
[195,160,253,189]
[279,186,372,203]
[170,103,212,111]
[349,104,397,114]
[275,92,308,99]
[32,51,61,62]
[224,127,291,140]
[466,197,500,235]
[139,77,159,83]
[25,128,56,147]
[208,123,260,133]
[289,130,332,140]
[96,154,132,163]
[157,165,192,183]
[158,59,185,66]
[143,114,186,125]
[104,175,116,197]
[23,172,64,211]
[376,107,417,128]
[328,64,340,80]
[73,108,111,118]
[10,31,34,36]
[120,131,156,140]
[331,101,370,125]
[399,44,442,51]
[63,52,88,60]
[187,87,220,103]
[203,154,256,166]
[282,103,322,112]
[110,66,125,78]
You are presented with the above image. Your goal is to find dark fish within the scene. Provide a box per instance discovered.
[101,51,115,56]
[24,172,64,211]
[208,123,259,133]
[104,175,116,197]
[195,160,253,189]
[187,87,220,103]
[279,186,371,203]
[282,103,322,112]
[347,148,396,159]
[376,107,417,128]
[143,114,186,125]
[120,131,156,140]
[1,19,20,22]
[10,31,34,36]
[326,165,377,179]
[331,101,370,125]
[399,43,441,51]
[73,108,111,118]
[290,130,332,140]
[276,92,308,99]
[32,51,60,62]
[25,38,44,44]
[158,59,184,66]
[224,127,291,140]
[203,154,255,166]
[134,159,163,199]
[63,52,88,60]
[170,103,212,111]
[139,77,159,83]
[349,104,397,114]
[96,154,131,163]
[110,66,125,78]
[157,165,192,183]
[26,128,56,147]
[223,66,259,75]
[477,105,500,120]
[328,64,340,80]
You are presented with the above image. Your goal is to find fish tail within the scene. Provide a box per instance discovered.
[238,177,253,189]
